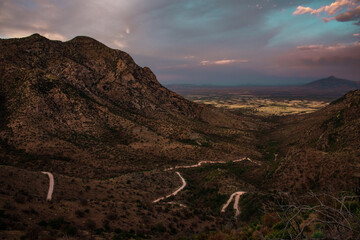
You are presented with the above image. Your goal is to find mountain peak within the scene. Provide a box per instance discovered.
[68,35,100,44]
[25,33,48,41]
[304,76,360,90]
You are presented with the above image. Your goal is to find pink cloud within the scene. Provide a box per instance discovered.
[296,44,324,50]
[200,59,249,66]
[293,6,323,15]
[296,43,348,51]
[293,0,360,23]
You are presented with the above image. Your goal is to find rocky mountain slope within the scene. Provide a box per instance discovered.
[0,34,261,178]
[2,34,359,239]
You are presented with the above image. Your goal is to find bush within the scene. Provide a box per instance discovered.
[85,219,96,230]
[75,210,85,218]
[0,219,7,230]
[64,225,78,236]
[48,217,67,230]
[262,212,280,228]
[38,220,48,227]
[312,230,324,238]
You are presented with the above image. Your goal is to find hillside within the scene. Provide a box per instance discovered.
[0,34,262,178]
[1,34,359,239]
[264,90,360,192]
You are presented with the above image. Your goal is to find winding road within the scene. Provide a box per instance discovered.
[164,157,260,171]
[41,172,54,201]
[155,157,256,215]
[221,191,247,217]
[153,171,187,203]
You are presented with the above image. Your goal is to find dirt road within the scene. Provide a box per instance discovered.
[153,171,186,203]
[41,172,54,201]
[221,191,247,217]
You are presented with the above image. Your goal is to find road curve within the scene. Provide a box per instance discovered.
[164,157,260,171]
[41,172,54,201]
[221,191,246,217]
[153,171,187,203]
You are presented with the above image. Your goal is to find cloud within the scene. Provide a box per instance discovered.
[199,59,249,66]
[296,44,324,50]
[296,43,349,51]
[293,6,322,15]
[334,5,360,22]
[125,27,131,35]
[276,41,360,79]
[293,0,360,24]
[0,0,358,85]
[113,40,127,49]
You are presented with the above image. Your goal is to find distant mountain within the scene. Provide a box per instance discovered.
[304,76,360,90]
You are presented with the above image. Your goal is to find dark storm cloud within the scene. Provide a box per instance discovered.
[335,5,360,24]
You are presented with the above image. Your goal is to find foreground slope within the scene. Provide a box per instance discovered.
[0,34,261,178]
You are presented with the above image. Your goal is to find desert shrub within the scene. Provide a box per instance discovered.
[0,219,7,230]
[48,217,67,230]
[151,222,166,233]
[80,199,88,206]
[64,225,78,236]
[312,230,324,238]
[37,220,48,227]
[208,232,226,240]
[85,219,96,229]
[113,229,139,239]
[14,194,26,204]
[107,212,118,220]
[25,226,42,240]
[239,193,263,221]
[95,228,105,235]
[262,212,280,228]
[194,232,209,240]
[75,210,85,218]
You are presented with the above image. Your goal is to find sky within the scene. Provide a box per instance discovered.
[0,0,359,86]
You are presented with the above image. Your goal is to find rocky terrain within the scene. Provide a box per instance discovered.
[266,90,360,192]
[0,34,266,239]
[0,34,359,239]
[0,34,262,178]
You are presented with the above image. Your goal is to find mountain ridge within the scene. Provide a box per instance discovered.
[0,34,259,178]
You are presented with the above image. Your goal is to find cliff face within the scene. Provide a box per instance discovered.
[0,34,259,177]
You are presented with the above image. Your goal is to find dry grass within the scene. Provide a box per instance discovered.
[191,96,329,116]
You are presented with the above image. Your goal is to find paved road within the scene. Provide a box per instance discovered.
[221,191,247,217]
[41,172,54,201]
[153,171,186,203]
